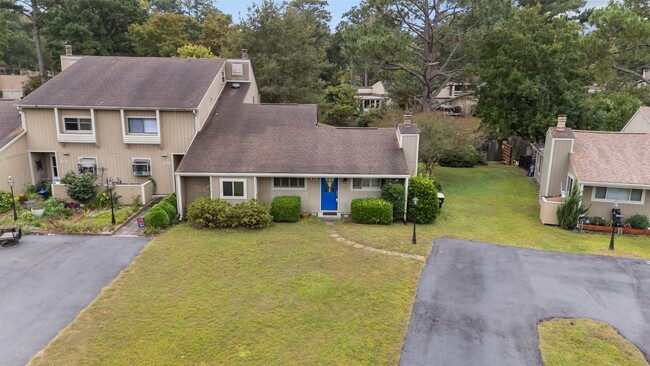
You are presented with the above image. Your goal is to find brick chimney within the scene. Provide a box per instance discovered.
[556,115,567,131]
[403,113,412,125]
[64,44,72,56]
[241,49,249,59]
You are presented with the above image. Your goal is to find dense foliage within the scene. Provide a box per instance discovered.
[62,171,98,204]
[0,191,13,212]
[439,149,487,168]
[144,207,171,229]
[380,181,405,221]
[157,202,178,221]
[270,196,301,223]
[625,214,649,230]
[350,198,393,225]
[187,197,271,229]
[407,175,439,224]
[557,186,591,231]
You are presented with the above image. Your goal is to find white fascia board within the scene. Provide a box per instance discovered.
[175,172,410,179]
[579,181,650,190]
[0,130,27,154]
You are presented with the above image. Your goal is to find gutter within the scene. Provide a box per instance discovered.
[175,172,411,179]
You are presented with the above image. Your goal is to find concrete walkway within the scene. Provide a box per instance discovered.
[325,222,425,262]
[400,239,650,365]
[112,196,162,236]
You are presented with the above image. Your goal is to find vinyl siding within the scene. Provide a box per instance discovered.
[196,65,226,130]
[210,176,255,205]
[621,109,650,133]
[0,134,29,191]
[582,186,650,218]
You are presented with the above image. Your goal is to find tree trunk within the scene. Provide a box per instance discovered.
[31,0,48,83]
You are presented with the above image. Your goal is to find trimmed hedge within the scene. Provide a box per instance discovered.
[271,196,301,222]
[381,181,405,221]
[187,197,271,229]
[439,148,486,168]
[144,207,171,229]
[407,175,439,224]
[161,193,177,207]
[156,201,177,221]
[350,198,393,225]
[625,213,649,230]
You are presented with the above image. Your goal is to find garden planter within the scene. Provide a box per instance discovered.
[31,208,45,218]
[301,213,310,219]
[622,227,650,236]
[582,224,614,234]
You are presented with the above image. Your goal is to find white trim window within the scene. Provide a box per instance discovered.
[77,157,98,174]
[273,177,306,189]
[132,158,152,177]
[63,116,92,133]
[127,117,158,134]
[593,187,644,204]
[352,178,381,191]
[220,179,246,199]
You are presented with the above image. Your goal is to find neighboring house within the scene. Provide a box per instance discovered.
[0,75,29,100]
[433,83,477,116]
[176,83,418,218]
[537,114,650,220]
[0,100,29,190]
[357,81,390,111]
[2,48,419,219]
[621,107,650,133]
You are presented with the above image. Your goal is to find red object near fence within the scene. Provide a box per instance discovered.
[502,142,513,165]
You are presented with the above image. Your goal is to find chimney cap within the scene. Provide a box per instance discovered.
[556,115,567,131]
[64,44,72,56]
[241,48,249,59]
[403,113,412,125]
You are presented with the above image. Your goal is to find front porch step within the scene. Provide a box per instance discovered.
[318,212,342,221]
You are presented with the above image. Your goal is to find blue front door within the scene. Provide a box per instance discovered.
[321,178,338,211]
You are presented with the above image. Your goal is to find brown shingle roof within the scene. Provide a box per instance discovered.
[177,83,410,176]
[570,131,650,186]
[20,56,224,109]
[0,101,23,148]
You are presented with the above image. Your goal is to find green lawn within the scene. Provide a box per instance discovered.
[334,163,650,259]
[539,318,649,366]
[30,222,423,365]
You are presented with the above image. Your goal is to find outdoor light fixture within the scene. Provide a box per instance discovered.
[411,196,419,245]
[108,177,117,225]
[7,176,16,221]
[609,200,623,251]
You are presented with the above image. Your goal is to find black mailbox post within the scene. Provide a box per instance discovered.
[609,201,624,251]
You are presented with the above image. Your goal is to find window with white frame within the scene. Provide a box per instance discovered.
[77,157,97,174]
[594,187,643,202]
[352,178,381,190]
[132,158,151,177]
[63,117,92,132]
[221,179,246,198]
[127,117,158,134]
[273,177,305,189]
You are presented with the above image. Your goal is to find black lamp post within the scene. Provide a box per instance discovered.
[609,200,622,251]
[7,176,16,221]
[411,196,419,245]
[108,177,116,225]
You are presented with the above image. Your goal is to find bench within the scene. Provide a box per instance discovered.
[0,227,21,247]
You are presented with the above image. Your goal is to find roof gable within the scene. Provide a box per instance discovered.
[0,101,23,148]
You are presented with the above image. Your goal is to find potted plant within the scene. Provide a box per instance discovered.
[300,211,310,219]
[31,197,45,218]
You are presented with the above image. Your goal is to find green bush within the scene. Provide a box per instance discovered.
[156,201,177,221]
[64,171,98,203]
[161,193,177,207]
[625,213,649,230]
[408,175,440,224]
[557,186,590,230]
[381,181,405,221]
[43,197,72,219]
[439,148,486,168]
[271,196,301,222]
[187,197,271,229]
[35,178,52,197]
[0,191,13,212]
[144,207,170,229]
[350,198,393,225]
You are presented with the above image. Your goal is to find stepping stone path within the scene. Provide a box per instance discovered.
[325,222,425,262]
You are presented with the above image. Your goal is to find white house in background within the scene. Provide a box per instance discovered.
[357,81,390,111]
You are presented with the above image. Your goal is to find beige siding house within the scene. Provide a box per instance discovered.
[621,107,650,133]
[0,75,29,100]
[537,114,650,221]
[0,101,29,191]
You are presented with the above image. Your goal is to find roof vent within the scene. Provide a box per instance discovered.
[232,83,240,89]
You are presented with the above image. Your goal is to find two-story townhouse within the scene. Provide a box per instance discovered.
[14,49,257,197]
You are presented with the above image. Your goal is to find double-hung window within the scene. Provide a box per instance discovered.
[221,179,246,199]
[352,178,381,190]
[594,187,643,203]
[127,117,158,134]
[64,117,92,132]
[273,177,305,189]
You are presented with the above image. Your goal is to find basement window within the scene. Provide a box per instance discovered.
[132,158,151,177]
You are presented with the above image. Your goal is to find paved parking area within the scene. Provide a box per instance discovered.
[0,234,149,366]
[400,239,650,366]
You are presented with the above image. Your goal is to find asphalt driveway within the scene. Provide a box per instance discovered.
[0,234,149,366]
[400,239,650,366]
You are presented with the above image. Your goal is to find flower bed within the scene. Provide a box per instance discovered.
[581,224,650,236]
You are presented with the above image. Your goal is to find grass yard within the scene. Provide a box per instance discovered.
[29,222,423,365]
[334,163,650,259]
[539,318,649,366]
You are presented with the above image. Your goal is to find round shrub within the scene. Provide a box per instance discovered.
[234,199,272,229]
[0,190,13,213]
[156,201,177,221]
[271,196,301,222]
[381,181,405,221]
[161,193,177,207]
[625,213,649,230]
[186,197,231,228]
[350,198,393,225]
[407,175,439,224]
[144,207,170,229]
[65,172,98,203]
[439,148,486,168]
